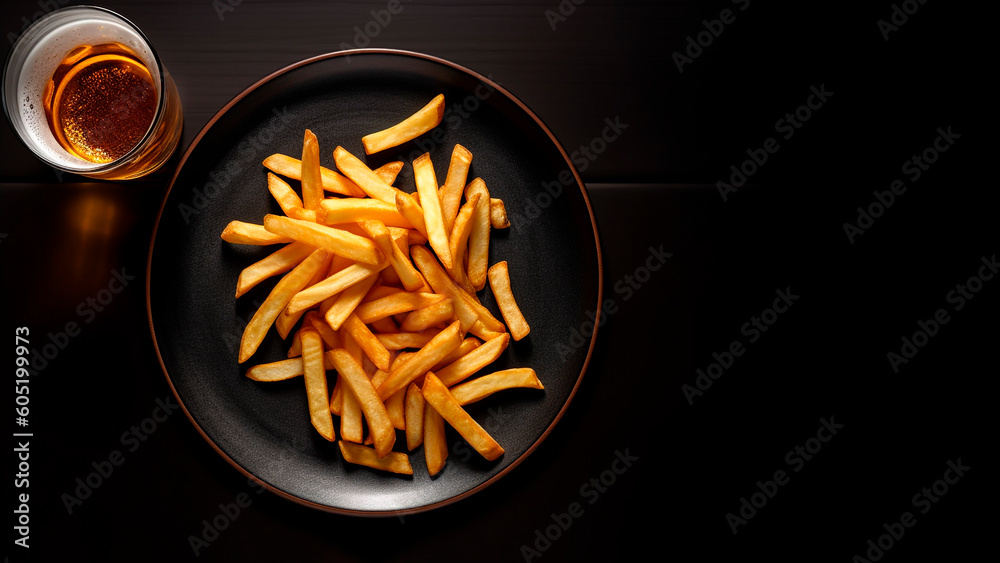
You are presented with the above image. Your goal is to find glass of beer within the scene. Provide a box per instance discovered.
[3,6,183,180]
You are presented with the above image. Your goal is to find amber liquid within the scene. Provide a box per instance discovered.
[42,42,157,163]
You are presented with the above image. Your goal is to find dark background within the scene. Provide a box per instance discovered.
[2,1,993,562]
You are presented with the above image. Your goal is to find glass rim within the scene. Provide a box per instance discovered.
[2,4,169,173]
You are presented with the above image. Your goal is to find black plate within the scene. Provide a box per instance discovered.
[147,49,602,515]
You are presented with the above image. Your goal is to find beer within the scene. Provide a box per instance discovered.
[43,42,157,163]
[3,7,183,180]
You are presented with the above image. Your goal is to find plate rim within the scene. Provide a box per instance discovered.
[145,48,604,516]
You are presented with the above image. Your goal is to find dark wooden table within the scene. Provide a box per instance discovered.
[2,1,992,561]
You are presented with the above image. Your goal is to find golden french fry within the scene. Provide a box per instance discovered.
[450,368,543,405]
[432,337,481,371]
[338,441,413,475]
[399,298,454,332]
[263,214,382,265]
[447,192,481,291]
[423,401,447,476]
[386,385,406,431]
[488,261,530,341]
[436,333,510,387]
[267,172,303,214]
[374,161,404,185]
[394,190,428,240]
[332,146,398,204]
[465,178,491,290]
[245,356,336,381]
[262,153,366,197]
[287,328,303,357]
[411,245,504,332]
[275,252,332,339]
[327,349,395,457]
[239,248,329,362]
[236,241,314,298]
[468,319,507,342]
[413,153,453,269]
[301,129,323,211]
[318,270,380,330]
[361,94,445,155]
[375,330,439,351]
[340,384,364,443]
[305,310,340,349]
[319,198,413,229]
[422,372,504,461]
[376,320,462,400]
[342,313,391,372]
[440,144,472,234]
[404,382,425,451]
[489,197,510,229]
[358,220,425,292]
[355,292,446,324]
[221,221,293,245]
[288,261,384,315]
[301,328,335,441]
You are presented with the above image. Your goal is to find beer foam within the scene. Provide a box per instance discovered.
[11,9,161,170]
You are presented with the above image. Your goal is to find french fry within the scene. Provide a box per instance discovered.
[355,292,446,324]
[244,355,335,381]
[301,328,335,441]
[267,172,303,215]
[374,161,404,185]
[340,384,364,443]
[262,153,366,197]
[375,330,439,351]
[465,178,491,290]
[327,349,395,457]
[440,144,472,234]
[447,192,481,291]
[332,146,398,204]
[413,153,453,269]
[322,270,381,330]
[275,252,332,339]
[263,214,382,265]
[319,198,414,229]
[423,402,447,476]
[342,313,391,372]
[221,221,293,245]
[488,261,530,341]
[394,190,428,240]
[239,248,329,362]
[358,220,425,292]
[236,241,314,298]
[399,298,454,332]
[305,311,340,349]
[288,261,383,315]
[422,372,504,461]
[489,197,510,229]
[450,368,543,405]
[432,337,481,371]
[339,441,413,475]
[405,383,425,451]
[376,320,462,400]
[300,129,324,211]
[436,333,510,387]
[361,94,445,155]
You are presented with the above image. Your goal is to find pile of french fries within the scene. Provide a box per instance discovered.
[220,94,540,476]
